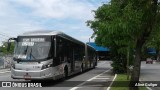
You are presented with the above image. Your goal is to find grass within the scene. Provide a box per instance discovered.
[110,74,148,90]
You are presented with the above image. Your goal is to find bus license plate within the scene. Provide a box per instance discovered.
[24,75,31,80]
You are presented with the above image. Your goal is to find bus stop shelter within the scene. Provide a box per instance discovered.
[87,42,110,60]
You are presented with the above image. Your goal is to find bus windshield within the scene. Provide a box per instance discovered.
[14,36,51,60]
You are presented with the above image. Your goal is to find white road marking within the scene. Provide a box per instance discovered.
[70,69,110,90]
[140,81,152,90]
[93,78,109,79]
[106,74,117,90]
[146,87,152,90]
[97,76,109,77]
[0,71,11,74]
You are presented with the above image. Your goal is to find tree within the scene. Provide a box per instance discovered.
[144,29,160,61]
[1,41,14,55]
[87,0,160,90]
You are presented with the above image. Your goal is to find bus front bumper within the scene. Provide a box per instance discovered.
[11,68,53,80]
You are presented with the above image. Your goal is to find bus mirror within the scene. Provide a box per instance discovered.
[7,38,17,51]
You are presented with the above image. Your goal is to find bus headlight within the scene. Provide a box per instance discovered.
[41,63,53,70]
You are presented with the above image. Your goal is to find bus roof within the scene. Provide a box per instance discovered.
[19,30,85,45]
[21,30,64,36]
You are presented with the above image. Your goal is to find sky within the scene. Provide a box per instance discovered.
[0,0,109,46]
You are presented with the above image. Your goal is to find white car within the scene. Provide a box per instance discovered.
[146,58,153,64]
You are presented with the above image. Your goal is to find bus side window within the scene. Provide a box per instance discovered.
[56,37,64,64]
[52,37,61,66]
[63,39,71,63]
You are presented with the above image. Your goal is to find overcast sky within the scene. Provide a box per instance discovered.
[0,0,109,46]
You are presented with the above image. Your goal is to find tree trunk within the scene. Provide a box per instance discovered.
[156,45,160,61]
[129,40,142,90]
[127,46,130,80]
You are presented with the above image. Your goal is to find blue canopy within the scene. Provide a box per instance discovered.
[87,42,110,51]
[147,48,156,55]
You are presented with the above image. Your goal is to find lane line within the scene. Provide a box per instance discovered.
[146,86,152,90]
[97,76,109,77]
[93,78,109,79]
[70,69,110,90]
[106,74,117,90]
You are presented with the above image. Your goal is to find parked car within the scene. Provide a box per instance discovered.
[146,58,153,64]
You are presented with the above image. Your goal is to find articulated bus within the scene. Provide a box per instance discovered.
[7,30,97,80]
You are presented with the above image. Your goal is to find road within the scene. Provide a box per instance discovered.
[0,61,114,90]
[140,61,160,90]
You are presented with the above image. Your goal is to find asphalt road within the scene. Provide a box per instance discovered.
[140,61,160,90]
[0,61,114,90]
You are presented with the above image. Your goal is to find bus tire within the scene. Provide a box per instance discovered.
[64,67,68,79]
[80,64,83,73]
[93,62,96,69]
[93,64,95,69]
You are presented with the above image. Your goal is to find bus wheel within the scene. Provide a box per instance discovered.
[64,67,68,79]
[93,62,96,69]
[80,64,83,73]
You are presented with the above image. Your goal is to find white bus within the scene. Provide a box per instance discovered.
[7,31,97,80]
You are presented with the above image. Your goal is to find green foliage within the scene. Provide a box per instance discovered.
[142,3,160,60]
[144,29,160,60]
[87,0,139,73]
[111,57,126,73]
[110,45,134,73]
[0,42,14,55]
[87,0,160,82]
[110,74,148,90]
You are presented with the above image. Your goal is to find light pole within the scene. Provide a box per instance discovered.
[1,45,5,68]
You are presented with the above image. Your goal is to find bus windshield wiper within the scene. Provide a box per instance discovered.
[23,45,28,55]
[29,48,36,60]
